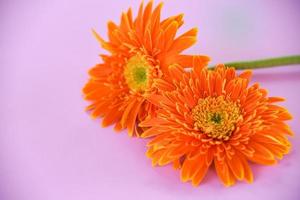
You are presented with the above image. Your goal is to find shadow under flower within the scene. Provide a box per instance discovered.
[248,65,300,82]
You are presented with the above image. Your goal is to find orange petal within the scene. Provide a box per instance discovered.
[214,158,236,186]
[240,156,253,183]
[141,127,163,138]
[92,29,115,52]
[102,107,122,127]
[143,0,153,31]
[151,2,163,38]
[247,142,277,165]
[120,12,131,33]
[88,64,112,78]
[267,97,285,103]
[154,79,175,91]
[180,27,198,38]
[239,70,252,82]
[120,97,137,128]
[173,55,210,69]
[168,36,197,54]
[139,117,166,128]
[90,101,110,118]
[227,152,244,180]
[83,86,111,100]
[181,155,203,182]
[151,149,166,166]
[168,64,184,82]
[192,162,209,186]
[173,159,182,169]
[127,99,144,137]
[163,21,179,50]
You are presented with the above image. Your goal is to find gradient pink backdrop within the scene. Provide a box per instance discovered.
[1,0,300,200]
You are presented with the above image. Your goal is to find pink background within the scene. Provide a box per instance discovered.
[1,0,300,199]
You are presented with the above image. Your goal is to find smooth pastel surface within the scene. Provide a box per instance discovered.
[1,0,300,199]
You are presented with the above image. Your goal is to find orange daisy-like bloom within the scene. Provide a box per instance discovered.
[83,1,209,136]
[140,64,293,186]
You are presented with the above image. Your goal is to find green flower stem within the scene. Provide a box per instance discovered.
[218,55,300,70]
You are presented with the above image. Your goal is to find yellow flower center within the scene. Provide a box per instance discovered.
[191,96,242,141]
[124,55,151,92]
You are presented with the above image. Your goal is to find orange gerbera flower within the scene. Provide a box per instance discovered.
[83,1,209,136]
[140,64,293,186]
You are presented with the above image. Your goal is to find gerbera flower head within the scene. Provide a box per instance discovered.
[83,1,210,136]
[140,63,293,186]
